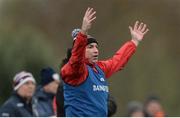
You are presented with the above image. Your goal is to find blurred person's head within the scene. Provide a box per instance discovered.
[127,101,145,117]
[13,71,36,100]
[40,67,60,94]
[144,95,165,117]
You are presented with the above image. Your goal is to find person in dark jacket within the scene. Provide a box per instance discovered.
[0,71,37,117]
[34,67,60,117]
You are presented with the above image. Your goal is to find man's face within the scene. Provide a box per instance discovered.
[85,43,99,64]
[17,81,36,99]
[146,101,162,116]
[44,80,60,94]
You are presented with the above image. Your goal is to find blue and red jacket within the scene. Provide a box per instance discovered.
[61,32,136,116]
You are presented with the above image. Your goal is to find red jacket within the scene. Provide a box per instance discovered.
[61,32,136,86]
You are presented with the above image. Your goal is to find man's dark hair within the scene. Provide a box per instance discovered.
[145,95,160,105]
[60,48,72,68]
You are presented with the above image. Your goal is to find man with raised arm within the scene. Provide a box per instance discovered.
[60,7,149,117]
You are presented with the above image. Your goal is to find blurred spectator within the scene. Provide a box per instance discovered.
[127,101,145,117]
[0,71,37,117]
[144,95,166,117]
[34,67,60,117]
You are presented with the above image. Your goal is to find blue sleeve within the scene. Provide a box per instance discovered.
[0,103,17,117]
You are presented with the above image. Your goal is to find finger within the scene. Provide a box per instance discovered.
[143,28,149,35]
[141,24,147,32]
[89,16,96,23]
[87,8,94,17]
[85,7,90,17]
[134,21,139,30]
[138,22,143,31]
[88,11,96,20]
[129,26,133,33]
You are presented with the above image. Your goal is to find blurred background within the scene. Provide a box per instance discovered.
[0,0,180,116]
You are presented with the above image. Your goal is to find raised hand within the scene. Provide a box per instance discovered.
[81,7,96,35]
[129,21,149,46]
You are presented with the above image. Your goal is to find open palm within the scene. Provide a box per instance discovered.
[81,7,96,34]
[129,21,149,41]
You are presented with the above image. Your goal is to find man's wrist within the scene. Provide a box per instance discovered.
[80,29,88,35]
[131,39,140,46]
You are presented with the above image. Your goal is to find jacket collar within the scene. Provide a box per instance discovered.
[12,91,32,105]
[35,85,54,99]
